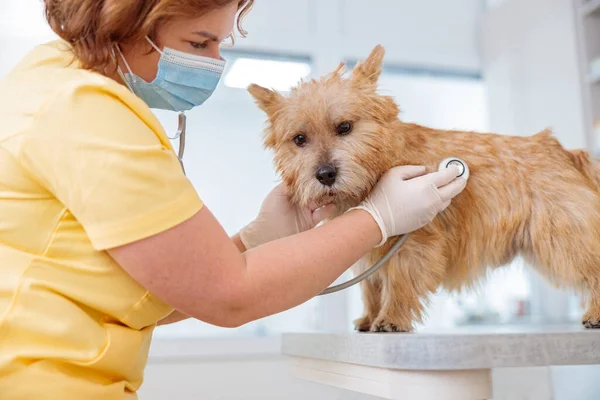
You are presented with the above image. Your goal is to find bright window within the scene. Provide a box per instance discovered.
[224,57,311,91]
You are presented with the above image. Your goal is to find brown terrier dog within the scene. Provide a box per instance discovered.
[248,45,600,332]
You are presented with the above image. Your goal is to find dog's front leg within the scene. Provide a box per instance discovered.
[353,276,382,332]
[370,233,447,332]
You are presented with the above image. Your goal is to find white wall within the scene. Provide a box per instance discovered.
[233,0,483,73]
[0,1,56,76]
[481,0,587,148]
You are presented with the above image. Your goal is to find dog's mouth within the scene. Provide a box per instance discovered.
[308,190,338,213]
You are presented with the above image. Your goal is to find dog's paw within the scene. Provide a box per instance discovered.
[370,316,412,333]
[582,310,600,329]
[353,316,373,332]
[583,319,600,329]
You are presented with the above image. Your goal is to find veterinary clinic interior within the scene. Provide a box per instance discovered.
[1,0,600,399]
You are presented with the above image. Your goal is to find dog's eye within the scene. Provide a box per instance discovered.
[336,121,353,136]
[293,134,307,147]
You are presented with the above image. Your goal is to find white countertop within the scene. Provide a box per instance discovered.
[281,325,600,370]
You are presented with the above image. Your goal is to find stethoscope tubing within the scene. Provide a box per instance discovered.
[318,233,409,295]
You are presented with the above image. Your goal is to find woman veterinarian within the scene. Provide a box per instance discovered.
[0,1,467,398]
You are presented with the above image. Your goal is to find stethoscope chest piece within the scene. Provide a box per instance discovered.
[438,157,470,181]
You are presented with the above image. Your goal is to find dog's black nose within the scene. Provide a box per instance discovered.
[316,165,337,187]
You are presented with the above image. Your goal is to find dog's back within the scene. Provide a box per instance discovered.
[569,148,600,191]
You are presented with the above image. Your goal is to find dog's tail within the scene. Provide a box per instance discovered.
[570,149,600,191]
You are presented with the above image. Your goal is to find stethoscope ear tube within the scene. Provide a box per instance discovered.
[173,112,187,174]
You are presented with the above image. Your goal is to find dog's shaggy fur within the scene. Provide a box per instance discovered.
[248,45,600,332]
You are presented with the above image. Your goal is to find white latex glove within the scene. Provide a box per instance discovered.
[350,165,467,247]
[239,184,336,250]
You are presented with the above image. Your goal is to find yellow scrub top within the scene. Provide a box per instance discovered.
[0,40,203,399]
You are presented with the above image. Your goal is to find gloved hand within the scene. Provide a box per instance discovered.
[350,165,467,247]
[239,184,336,250]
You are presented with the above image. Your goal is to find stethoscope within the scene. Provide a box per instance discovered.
[170,112,188,174]
[169,113,469,296]
[318,157,469,296]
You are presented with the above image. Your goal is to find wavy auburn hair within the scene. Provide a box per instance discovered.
[43,0,254,73]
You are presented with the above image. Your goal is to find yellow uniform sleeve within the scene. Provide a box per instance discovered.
[19,83,203,250]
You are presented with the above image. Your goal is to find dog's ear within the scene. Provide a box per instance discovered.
[350,45,385,88]
[331,62,347,77]
[248,84,283,114]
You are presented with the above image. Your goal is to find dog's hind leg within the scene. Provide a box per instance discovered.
[370,231,447,332]
[569,152,600,328]
[527,223,600,329]
[525,182,600,329]
[582,277,600,328]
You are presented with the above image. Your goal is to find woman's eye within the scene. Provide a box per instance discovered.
[336,121,353,136]
[190,41,208,49]
[293,134,307,147]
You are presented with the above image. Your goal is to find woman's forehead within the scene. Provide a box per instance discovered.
[166,4,238,41]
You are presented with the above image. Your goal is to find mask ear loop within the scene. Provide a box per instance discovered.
[145,36,164,55]
[113,44,136,93]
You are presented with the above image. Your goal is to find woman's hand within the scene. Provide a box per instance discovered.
[239,184,336,250]
[352,165,467,246]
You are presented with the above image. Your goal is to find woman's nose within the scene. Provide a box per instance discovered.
[207,47,221,61]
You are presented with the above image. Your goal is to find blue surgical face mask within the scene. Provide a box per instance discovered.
[115,37,226,112]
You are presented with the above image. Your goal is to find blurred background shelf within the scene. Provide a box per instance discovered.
[574,0,600,153]
[581,0,600,16]
[589,57,600,84]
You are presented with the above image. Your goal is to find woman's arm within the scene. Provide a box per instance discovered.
[158,310,190,325]
[157,233,247,326]
[109,206,380,328]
